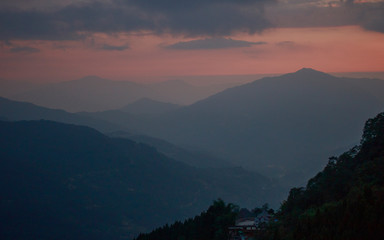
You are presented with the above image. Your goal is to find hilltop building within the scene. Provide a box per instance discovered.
[228,210,272,240]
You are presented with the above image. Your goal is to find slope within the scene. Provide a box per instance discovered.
[0,120,280,240]
[120,98,181,116]
[135,68,384,185]
[10,77,232,112]
[0,96,125,132]
[131,112,384,240]
[109,131,234,168]
[268,112,384,240]
[11,76,150,112]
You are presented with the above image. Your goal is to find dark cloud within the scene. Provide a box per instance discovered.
[275,41,311,51]
[165,38,267,50]
[10,46,40,53]
[276,41,295,46]
[1,0,383,41]
[266,0,384,33]
[358,2,384,33]
[0,0,272,40]
[0,10,80,40]
[123,0,271,36]
[101,43,129,51]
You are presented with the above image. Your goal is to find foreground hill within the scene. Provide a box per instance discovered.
[267,112,384,240]
[133,112,384,240]
[128,68,384,185]
[0,120,280,240]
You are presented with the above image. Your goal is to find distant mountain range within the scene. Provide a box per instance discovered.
[2,69,384,239]
[120,98,181,116]
[0,79,40,97]
[2,68,384,188]
[0,97,238,170]
[0,96,125,133]
[0,120,281,239]
[8,76,235,112]
[109,131,234,168]
[107,68,384,186]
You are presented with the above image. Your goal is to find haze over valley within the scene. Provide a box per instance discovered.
[2,68,384,187]
[1,0,384,239]
[2,68,384,239]
[74,69,384,185]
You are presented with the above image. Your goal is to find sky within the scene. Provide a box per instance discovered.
[0,0,384,83]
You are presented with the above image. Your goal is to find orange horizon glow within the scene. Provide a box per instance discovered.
[1,25,384,83]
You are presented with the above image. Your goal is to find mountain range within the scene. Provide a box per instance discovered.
[0,97,240,170]
[0,120,281,240]
[119,98,181,116]
[96,68,384,185]
[1,68,384,239]
[8,76,235,112]
[108,131,234,168]
[134,112,384,240]
[2,68,384,187]
[0,96,125,133]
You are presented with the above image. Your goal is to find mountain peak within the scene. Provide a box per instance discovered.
[274,68,335,81]
[296,68,321,73]
[292,68,332,78]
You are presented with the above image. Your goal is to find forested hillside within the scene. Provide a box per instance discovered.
[134,112,384,240]
[135,199,238,240]
[0,120,278,239]
[270,112,384,240]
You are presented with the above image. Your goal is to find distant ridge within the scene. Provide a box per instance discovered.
[120,68,384,186]
[295,67,330,74]
[0,96,125,132]
[120,98,181,115]
[0,120,280,239]
[285,68,335,79]
[10,77,232,112]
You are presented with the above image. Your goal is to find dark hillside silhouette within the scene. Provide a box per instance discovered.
[134,112,384,240]
[0,120,280,239]
[126,69,384,185]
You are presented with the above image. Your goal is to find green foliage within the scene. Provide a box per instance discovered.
[135,199,238,240]
[265,112,384,240]
[134,113,384,240]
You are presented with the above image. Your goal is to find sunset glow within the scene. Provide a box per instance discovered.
[1,26,383,82]
[1,0,384,82]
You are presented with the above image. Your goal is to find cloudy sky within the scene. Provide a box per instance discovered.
[0,0,383,82]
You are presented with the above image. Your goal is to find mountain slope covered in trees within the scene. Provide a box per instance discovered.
[0,120,280,240]
[133,112,384,240]
[270,112,384,240]
[135,199,238,240]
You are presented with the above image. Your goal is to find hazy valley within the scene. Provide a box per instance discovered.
[1,69,384,239]
[76,69,384,186]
